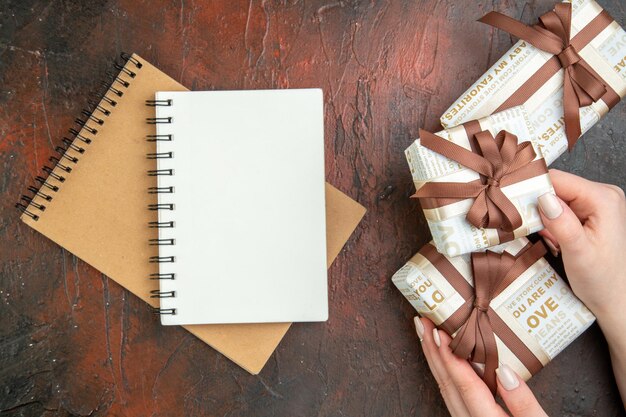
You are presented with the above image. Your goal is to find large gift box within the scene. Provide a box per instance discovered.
[405,107,554,257]
[392,238,595,391]
[440,0,626,165]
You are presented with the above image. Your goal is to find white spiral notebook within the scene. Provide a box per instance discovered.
[149,89,328,326]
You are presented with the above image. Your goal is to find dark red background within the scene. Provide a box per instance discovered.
[1,1,625,416]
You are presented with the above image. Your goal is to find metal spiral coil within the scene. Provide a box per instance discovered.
[152,308,177,315]
[20,195,46,211]
[145,99,172,107]
[147,169,173,176]
[67,128,93,144]
[146,117,172,124]
[148,221,175,228]
[42,166,66,182]
[146,134,172,142]
[148,203,174,211]
[149,238,175,246]
[27,186,52,201]
[149,273,175,280]
[35,176,59,192]
[48,156,72,173]
[146,96,177,315]
[149,256,176,263]
[15,52,143,221]
[146,152,173,159]
[148,186,174,194]
[150,290,176,298]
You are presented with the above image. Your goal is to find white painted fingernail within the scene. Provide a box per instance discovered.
[496,364,520,391]
[433,328,441,347]
[538,193,563,219]
[414,316,424,342]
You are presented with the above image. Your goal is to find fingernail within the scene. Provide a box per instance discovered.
[496,364,520,391]
[433,329,441,347]
[414,316,424,342]
[543,238,560,257]
[538,193,563,219]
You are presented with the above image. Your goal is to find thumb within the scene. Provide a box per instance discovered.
[538,192,588,253]
[496,364,549,417]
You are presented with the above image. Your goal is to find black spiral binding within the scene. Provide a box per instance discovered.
[15,52,143,222]
[146,98,177,316]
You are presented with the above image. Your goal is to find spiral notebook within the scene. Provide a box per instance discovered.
[17,53,366,373]
[151,89,328,325]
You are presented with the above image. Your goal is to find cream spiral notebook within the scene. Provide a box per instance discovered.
[149,89,329,325]
[17,53,365,373]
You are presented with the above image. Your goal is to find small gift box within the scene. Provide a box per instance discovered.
[440,0,626,165]
[406,107,554,256]
[392,238,595,392]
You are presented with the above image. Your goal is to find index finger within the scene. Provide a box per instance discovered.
[548,169,606,218]
[548,169,602,202]
[418,318,471,417]
[436,330,508,417]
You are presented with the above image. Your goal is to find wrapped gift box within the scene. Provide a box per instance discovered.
[392,238,595,390]
[405,107,554,256]
[440,0,626,165]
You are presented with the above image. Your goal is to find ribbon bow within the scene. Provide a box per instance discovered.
[414,129,545,233]
[449,242,547,394]
[479,3,607,150]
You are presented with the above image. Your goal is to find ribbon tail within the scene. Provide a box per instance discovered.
[466,190,490,229]
[486,187,523,232]
[571,62,607,104]
[571,80,593,107]
[472,317,488,364]
[478,314,499,395]
[450,311,479,359]
[562,72,582,150]
[478,12,563,55]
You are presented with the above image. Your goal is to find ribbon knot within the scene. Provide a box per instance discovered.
[448,242,548,394]
[473,298,489,312]
[479,2,608,150]
[557,44,581,67]
[414,129,547,233]
[486,177,500,188]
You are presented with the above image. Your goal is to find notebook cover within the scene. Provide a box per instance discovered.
[19,54,366,374]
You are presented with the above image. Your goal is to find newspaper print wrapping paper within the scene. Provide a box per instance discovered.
[440,0,626,165]
[406,107,554,256]
[392,238,595,383]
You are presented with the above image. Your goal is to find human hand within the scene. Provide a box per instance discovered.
[537,169,626,324]
[414,316,548,417]
[537,169,626,404]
